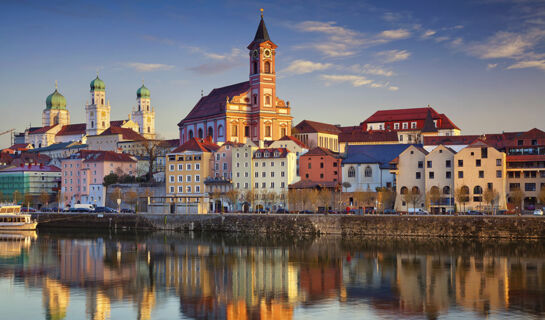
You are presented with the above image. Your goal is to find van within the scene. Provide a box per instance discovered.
[70,204,95,212]
[407,208,429,215]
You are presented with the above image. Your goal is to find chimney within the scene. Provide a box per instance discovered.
[258,140,264,148]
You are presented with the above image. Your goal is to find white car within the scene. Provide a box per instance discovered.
[534,209,543,216]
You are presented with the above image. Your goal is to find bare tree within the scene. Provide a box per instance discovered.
[23,193,33,209]
[403,189,422,213]
[483,188,499,214]
[509,188,525,214]
[306,189,320,212]
[266,191,277,213]
[39,191,50,210]
[428,187,441,213]
[288,189,298,212]
[318,189,332,212]
[12,190,20,204]
[209,189,222,213]
[125,190,139,212]
[109,187,123,211]
[225,189,239,212]
[454,186,469,213]
[377,188,395,213]
[141,139,170,182]
[538,187,545,207]
[243,189,255,212]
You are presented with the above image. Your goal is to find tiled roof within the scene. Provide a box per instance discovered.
[178,81,250,125]
[98,127,145,141]
[10,153,51,166]
[303,147,340,158]
[253,148,289,158]
[294,120,342,134]
[362,107,460,130]
[7,144,32,150]
[76,150,136,163]
[507,155,545,162]
[278,135,307,148]
[171,137,220,153]
[343,144,417,168]
[56,123,86,136]
[289,180,340,189]
[0,164,60,173]
[517,128,545,139]
[28,125,56,134]
[339,130,398,143]
[110,120,126,127]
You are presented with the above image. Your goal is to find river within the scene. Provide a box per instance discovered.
[0,230,543,319]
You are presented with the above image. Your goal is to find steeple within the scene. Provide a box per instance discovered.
[248,9,275,48]
[421,108,438,133]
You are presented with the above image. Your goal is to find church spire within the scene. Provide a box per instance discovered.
[252,9,271,44]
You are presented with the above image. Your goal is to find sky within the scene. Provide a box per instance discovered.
[1,0,544,148]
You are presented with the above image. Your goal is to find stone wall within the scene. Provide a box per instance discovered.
[31,213,545,239]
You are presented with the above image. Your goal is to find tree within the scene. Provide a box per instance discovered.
[305,189,320,212]
[141,139,170,182]
[377,188,395,213]
[427,187,441,213]
[39,191,50,209]
[109,187,123,211]
[265,191,277,213]
[509,188,525,214]
[209,190,222,213]
[225,189,240,212]
[403,189,422,212]
[483,188,500,214]
[342,182,351,193]
[288,189,299,212]
[24,193,33,208]
[538,188,545,206]
[12,190,20,204]
[243,189,255,212]
[125,190,139,212]
[103,173,119,187]
[454,186,469,213]
[318,189,332,212]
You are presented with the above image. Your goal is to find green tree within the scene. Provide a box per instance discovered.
[103,173,119,187]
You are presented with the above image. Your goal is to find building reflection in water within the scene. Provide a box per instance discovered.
[0,232,544,319]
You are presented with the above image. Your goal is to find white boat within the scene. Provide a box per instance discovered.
[0,205,38,230]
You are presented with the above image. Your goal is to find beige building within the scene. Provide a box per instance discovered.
[231,141,258,191]
[293,120,340,152]
[454,140,507,211]
[87,127,144,151]
[253,148,297,210]
[392,145,428,211]
[424,145,456,213]
[131,84,156,139]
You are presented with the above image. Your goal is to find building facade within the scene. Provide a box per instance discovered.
[231,141,258,191]
[424,145,456,213]
[0,164,61,204]
[393,145,428,211]
[131,84,156,139]
[293,120,341,152]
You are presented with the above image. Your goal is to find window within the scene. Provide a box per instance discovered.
[418,161,423,169]
[458,171,464,178]
[458,159,463,167]
[195,186,200,193]
[281,182,285,188]
[223,163,227,170]
[270,182,274,188]
[252,94,257,105]
[481,147,488,159]
[262,172,266,177]
[178,175,183,182]
[186,175,192,182]
[264,61,271,73]
[402,122,408,129]
[348,166,355,177]
[232,125,238,136]
[244,183,249,189]
[411,122,417,129]
[281,161,285,166]
[255,172,258,178]
[186,186,191,193]
[195,163,200,170]
[170,186,174,193]
[510,183,520,191]
[195,175,200,182]
[443,186,450,195]
[429,172,434,179]
[416,172,421,179]
[271,172,275,177]
[244,126,250,137]
[479,171,484,178]
[308,163,311,169]
[262,182,266,188]
[178,164,183,171]
[476,159,481,167]
[265,125,271,137]
[218,125,224,138]
[446,171,452,179]
[394,123,399,130]
[496,159,502,166]
[446,160,451,168]
[169,175,174,182]
[253,61,258,74]
[474,186,483,194]
[525,183,536,191]
[364,166,372,177]
[427,161,432,168]
[496,170,502,178]
[186,164,192,170]
[281,171,285,177]
[265,95,271,105]
[178,186,183,193]
[255,183,259,189]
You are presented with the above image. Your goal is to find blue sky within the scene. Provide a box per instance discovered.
[1,0,544,147]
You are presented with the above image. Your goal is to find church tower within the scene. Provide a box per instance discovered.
[85,75,111,136]
[247,9,278,140]
[131,83,156,139]
[42,81,70,127]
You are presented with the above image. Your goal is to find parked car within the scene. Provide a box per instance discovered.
[298,210,314,214]
[408,208,428,215]
[72,204,95,212]
[121,208,135,213]
[276,208,288,214]
[533,209,543,216]
[383,209,396,214]
[466,210,484,215]
[69,207,93,212]
[95,206,116,213]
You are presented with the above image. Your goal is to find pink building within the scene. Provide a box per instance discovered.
[61,150,136,208]
[212,141,243,180]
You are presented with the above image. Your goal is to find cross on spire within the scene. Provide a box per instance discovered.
[55,80,58,89]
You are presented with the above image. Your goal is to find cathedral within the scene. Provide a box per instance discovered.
[20,76,156,148]
[178,12,292,144]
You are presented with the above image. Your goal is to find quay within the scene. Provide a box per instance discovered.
[31,213,545,239]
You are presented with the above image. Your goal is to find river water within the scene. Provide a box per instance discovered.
[0,230,543,320]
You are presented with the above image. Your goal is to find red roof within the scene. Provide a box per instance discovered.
[6,144,31,151]
[76,150,136,163]
[98,127,145,141]
[28,125,56,134]
[254,148,289,158]
[294,120,341,134]
[507,154,545,162]
[303,147,340,158]
[362,107,460,130]
[289,180,339,189]
[278,135,307,148]
[0,164,60,173]
[178,81,250,125]
[339,129,398,143]
[171,137,220,153]
[56,123,86,136]
[110,120,126,127]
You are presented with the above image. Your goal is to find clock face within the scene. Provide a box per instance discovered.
[101,111,106,117]
[252,50,259,59]
[264,49,271,58]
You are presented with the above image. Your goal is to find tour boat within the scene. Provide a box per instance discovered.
[0,205,38,230]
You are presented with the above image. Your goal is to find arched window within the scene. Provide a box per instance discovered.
[207,127,213,139]
[188,130,194,139]
[253,94,257,105]
[443,186,451,195]
[348,166,355,178]
[473,186,483,194]
[400,186,408,194]
[147,127,150,133]
[91,121,94,128]
[102,121,105,127]
[92,98,94,104]
[147,106,149,111]
[265,95,271,105]
[218,125,224,138]
[264,61,271,73]
[101,98,104,105]
[253,62,258,74]
[364,166,372,177]
[198,128,203,138]
[412,186,420,194]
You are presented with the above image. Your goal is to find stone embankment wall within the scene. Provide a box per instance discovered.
[31,213,545,239]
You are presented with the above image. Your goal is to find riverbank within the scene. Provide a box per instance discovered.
[30,213,545,239]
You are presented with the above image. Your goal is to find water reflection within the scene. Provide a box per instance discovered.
[0,231,544,319]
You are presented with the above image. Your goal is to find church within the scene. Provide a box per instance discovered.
[19,76,156,148]
[178,12,292,144]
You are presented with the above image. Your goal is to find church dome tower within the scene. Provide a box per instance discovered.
[85,74,111,136]
[132,83,155,139]
[42,82,70,127]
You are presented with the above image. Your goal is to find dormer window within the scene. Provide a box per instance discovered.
[274,151,279,157]
[255,152,261,158]
[264,151,270,158]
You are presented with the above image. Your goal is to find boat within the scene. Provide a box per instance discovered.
[0,205,38,230]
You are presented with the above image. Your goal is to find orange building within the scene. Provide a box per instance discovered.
[178,12,292,145]
[290,147,342,190]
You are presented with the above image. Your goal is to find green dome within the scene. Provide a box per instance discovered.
[90,76,105,91]
[137,84,150,98]
[46,89,67,110]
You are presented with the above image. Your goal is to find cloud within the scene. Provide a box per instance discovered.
[487,63,499,69]
[125,62,174,72]
[320,74,398,90]
[294,21,363,57]
[468,31,534,59]
[507,59,545,71]
[378,29,411,40]
[283,60,332,75]
[421,29,437,39]
[351,64,395,77]
[187,61,244,75]
[376,49,411,63]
